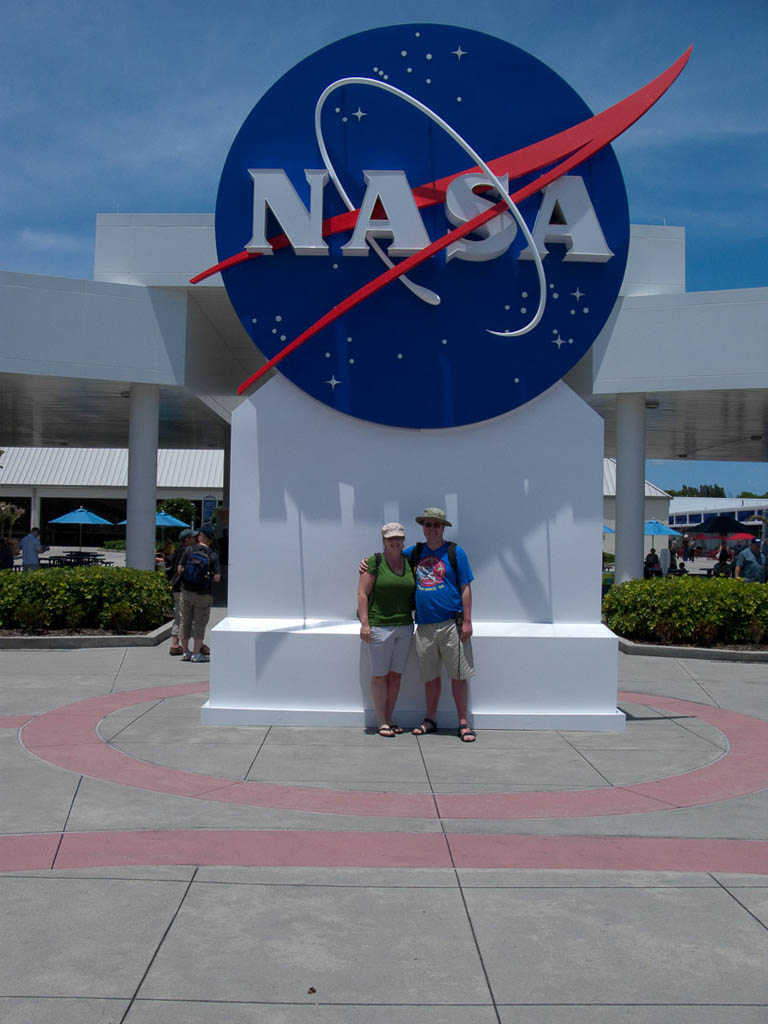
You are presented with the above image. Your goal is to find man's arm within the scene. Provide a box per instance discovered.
[460,583,472,640]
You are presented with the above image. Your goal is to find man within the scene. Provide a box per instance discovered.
[362,506,476,741]
[734,537,765,583]
[20,527,47,570]
[168,528,197,656]
[177,525,221,662]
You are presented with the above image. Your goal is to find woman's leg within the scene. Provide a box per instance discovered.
[385,671,402,725]
[370,674,393,732]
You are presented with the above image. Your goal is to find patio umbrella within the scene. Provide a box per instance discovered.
[698,514,758,537]
[643,520,681,538]
[119,513,191,528]
[155,512,190,528]
[49,506,113,551]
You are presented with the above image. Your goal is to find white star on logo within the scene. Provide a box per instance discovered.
[452,46,467,60]
[352,107,367,122]
[326,375,342,390]
[552,334,567,350]
[571,287,584,302]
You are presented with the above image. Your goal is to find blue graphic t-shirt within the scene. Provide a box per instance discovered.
[404,542,474,625]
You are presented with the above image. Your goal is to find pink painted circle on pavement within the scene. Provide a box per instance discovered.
[18,684,768,821]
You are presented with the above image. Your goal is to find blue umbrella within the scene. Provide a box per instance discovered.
[119,513,191,528]
[49,506,113,551]
[644,519,682,537]
[156,512,190,528]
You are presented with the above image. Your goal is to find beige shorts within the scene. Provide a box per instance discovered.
[414,619,475,682]
[180,590,213,641]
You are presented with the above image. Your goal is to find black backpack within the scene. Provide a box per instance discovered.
[181,549,212,590]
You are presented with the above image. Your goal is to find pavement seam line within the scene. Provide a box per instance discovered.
[101,699,164,745]
[673,660,721,707]
[443,829,503,1024]
[243,724,272,780]
[109,648,129,694]
[50,775,83,869]
[118,866,199,1024]
[414,731,441,819]
[557,733,616,787]
[710,872,768,935]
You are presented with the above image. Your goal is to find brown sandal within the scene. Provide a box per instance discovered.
[412,718,437,736]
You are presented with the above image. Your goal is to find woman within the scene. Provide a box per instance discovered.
[357,522,415,737]
[712,549,732,578]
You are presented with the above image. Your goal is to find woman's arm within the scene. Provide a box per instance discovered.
[357,570,375,642]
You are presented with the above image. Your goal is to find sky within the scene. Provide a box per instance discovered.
[1,0,766,488]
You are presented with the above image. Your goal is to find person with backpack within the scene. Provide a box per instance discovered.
[177,525,221,663]
[357,522,415,738]
[360,506,476,742]
[167,528,197,656]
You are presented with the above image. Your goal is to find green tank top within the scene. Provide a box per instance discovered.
[366,553,415,627]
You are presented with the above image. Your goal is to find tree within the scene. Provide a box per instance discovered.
[0,501,24,539]
[666,483,726,498]
[157,497,196,528]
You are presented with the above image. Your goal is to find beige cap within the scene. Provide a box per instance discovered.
[381,522,405,539]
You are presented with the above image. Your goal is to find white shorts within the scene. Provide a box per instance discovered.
[366,624,414,676]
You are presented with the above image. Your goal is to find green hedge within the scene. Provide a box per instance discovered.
[603,576,768,646]
[0,567,172,632]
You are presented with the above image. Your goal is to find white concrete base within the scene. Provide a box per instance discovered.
[204,374,622,733]
[203,618,623,731]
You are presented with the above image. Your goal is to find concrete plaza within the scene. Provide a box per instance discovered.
[1,610,767,1022]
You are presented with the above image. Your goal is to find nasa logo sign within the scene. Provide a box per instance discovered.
[203,24,688,429]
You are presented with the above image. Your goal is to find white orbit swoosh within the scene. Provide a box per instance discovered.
[314,77,547,336]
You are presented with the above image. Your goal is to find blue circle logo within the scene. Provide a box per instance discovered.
[214,24,630,428]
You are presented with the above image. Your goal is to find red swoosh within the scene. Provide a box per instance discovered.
[194,47,691,394]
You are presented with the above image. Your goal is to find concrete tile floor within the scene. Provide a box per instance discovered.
[0,631,767,1022]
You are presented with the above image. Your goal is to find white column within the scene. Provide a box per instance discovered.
[222,432,231,512]
[126,383,159,570]
[30,487,40,529]
[615,392,646,584]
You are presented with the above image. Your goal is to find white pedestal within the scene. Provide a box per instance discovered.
[203,618,620,730]
[205,375,623,732]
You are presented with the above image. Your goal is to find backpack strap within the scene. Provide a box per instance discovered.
[409,542,423,573]
[446,542,458,580]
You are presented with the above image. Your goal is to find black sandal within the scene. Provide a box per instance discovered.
[458,722,476,742]
[412,718,437,736]
[378,724,396,738]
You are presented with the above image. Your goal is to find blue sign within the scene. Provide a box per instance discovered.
[215,24,630,428]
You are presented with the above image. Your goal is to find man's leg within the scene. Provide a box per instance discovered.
[192,594,212,657]
[451,677,475,741]
[412,624,441,734]
[424,677,441,720]
[170,592,183,653]
[179,592,193,655]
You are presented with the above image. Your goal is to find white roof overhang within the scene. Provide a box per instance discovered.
[1,217,766,463]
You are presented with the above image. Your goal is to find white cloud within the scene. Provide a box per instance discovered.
[18,228,91,253]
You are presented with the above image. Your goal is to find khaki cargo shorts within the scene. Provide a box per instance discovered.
[414,618,475,682]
